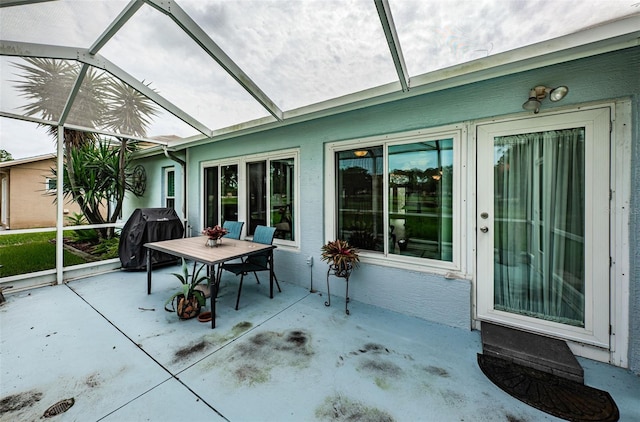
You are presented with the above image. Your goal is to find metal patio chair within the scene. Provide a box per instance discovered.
[219,225,281,310]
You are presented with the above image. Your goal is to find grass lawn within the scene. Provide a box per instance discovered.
[0,232,90,277]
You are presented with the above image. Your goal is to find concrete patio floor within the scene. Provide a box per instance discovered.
[1,265,639,421]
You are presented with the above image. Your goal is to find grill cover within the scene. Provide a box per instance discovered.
[119,208,184,270]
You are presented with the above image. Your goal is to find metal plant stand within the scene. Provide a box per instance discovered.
[325,263,352,315]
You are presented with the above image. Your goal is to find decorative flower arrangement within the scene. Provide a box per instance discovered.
[202,225,228,240]
[320,239,360,271]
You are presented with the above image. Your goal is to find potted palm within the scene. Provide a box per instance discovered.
[320,239,360,277]
[164,259,208,319]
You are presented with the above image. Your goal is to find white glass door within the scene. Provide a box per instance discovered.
[476,108,610,347]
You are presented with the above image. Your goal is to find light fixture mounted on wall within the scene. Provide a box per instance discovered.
[522,85,569,114]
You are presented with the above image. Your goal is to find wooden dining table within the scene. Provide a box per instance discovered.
[144,236,276,328]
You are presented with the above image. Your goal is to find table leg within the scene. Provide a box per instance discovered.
[269,250,274,299]
[209,264,217,329]
[345,275,350,315]
[324,269,331,308]
[146,248,152,295]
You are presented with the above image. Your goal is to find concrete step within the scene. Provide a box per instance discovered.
[481,322,584,384]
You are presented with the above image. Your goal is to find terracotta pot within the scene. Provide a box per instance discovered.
[175,294,201,319]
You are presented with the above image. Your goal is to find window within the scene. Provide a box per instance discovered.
[203,150,298,244]
[328,128,460,268]
[164,168,175,209]
[204,164,238,227]
[45,177,56,192]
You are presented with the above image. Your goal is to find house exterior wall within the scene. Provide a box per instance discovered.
[0,157,82,229]
[629,94,640,374]
[122,155,186,226]
[131,47,640,373]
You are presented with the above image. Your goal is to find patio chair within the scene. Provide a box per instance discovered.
[220,225,281,310]
[194,221,245,298]
[222,220,244,240]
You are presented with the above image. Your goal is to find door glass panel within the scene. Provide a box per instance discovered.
[247,161,266,235]
[221,165,238,224]
[204,167,218,228]
[493,128,585,327]
[271,159,295,240]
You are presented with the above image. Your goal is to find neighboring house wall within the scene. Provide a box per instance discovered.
[131,47,640,373]
[0,155,82,229]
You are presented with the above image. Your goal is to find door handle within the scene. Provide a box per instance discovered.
[480,226,489,233]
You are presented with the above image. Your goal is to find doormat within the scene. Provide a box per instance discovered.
[477,354,619,422]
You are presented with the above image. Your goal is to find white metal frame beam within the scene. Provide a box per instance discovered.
[58,63,89,126]
[0,40,213,138]
[89,0,145,55]
[374,0,409,92]
[145,0,284,122]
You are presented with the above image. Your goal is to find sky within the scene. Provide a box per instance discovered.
[1,0,638,160]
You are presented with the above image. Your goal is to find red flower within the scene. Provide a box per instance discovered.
[202,225,228,239]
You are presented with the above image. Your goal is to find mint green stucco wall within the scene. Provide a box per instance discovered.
[133,46,640,372]
[122,155,186,223]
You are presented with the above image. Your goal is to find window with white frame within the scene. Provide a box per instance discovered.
[45,177,56,192]
[327,128,460,268]
[164,168,175,209]
[203,150,298,243]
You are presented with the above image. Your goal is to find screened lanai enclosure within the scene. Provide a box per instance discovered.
[2,0,637,150]
[1,0,640,377]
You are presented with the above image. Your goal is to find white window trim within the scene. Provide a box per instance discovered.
[610,99,631,368]
[201,148,300,249]
[164,167,175,208]
[324,125,466,276]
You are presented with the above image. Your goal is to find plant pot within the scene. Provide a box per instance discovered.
[175,294,202,319]
[206,237,222,247]
[330,262,353,278]
[397,238,409,251]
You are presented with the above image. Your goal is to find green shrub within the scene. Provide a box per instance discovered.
[92,237,120,259]
[66,212,98,241]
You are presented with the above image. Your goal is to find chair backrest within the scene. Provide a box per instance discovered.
[252,225,276,245]
[223,220,244,240]
[247,225,276,267]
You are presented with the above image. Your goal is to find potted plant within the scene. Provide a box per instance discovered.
[164,259,208,319]
[202,225,228,247]
[321,239,360,315]
[320,239,360,277]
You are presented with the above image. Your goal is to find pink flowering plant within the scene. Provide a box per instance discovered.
[202,225,228,240]
[320,239,360,269]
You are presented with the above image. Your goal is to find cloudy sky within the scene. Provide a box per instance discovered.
[1,0,637,160]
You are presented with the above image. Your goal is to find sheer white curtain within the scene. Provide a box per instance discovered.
[494,128,585,326]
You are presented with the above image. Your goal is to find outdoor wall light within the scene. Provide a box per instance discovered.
[522,85,569,113]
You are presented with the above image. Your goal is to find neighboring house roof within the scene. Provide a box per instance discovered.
[0,153,56,169]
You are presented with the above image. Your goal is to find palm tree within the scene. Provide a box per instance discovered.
[12,58,159,238]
